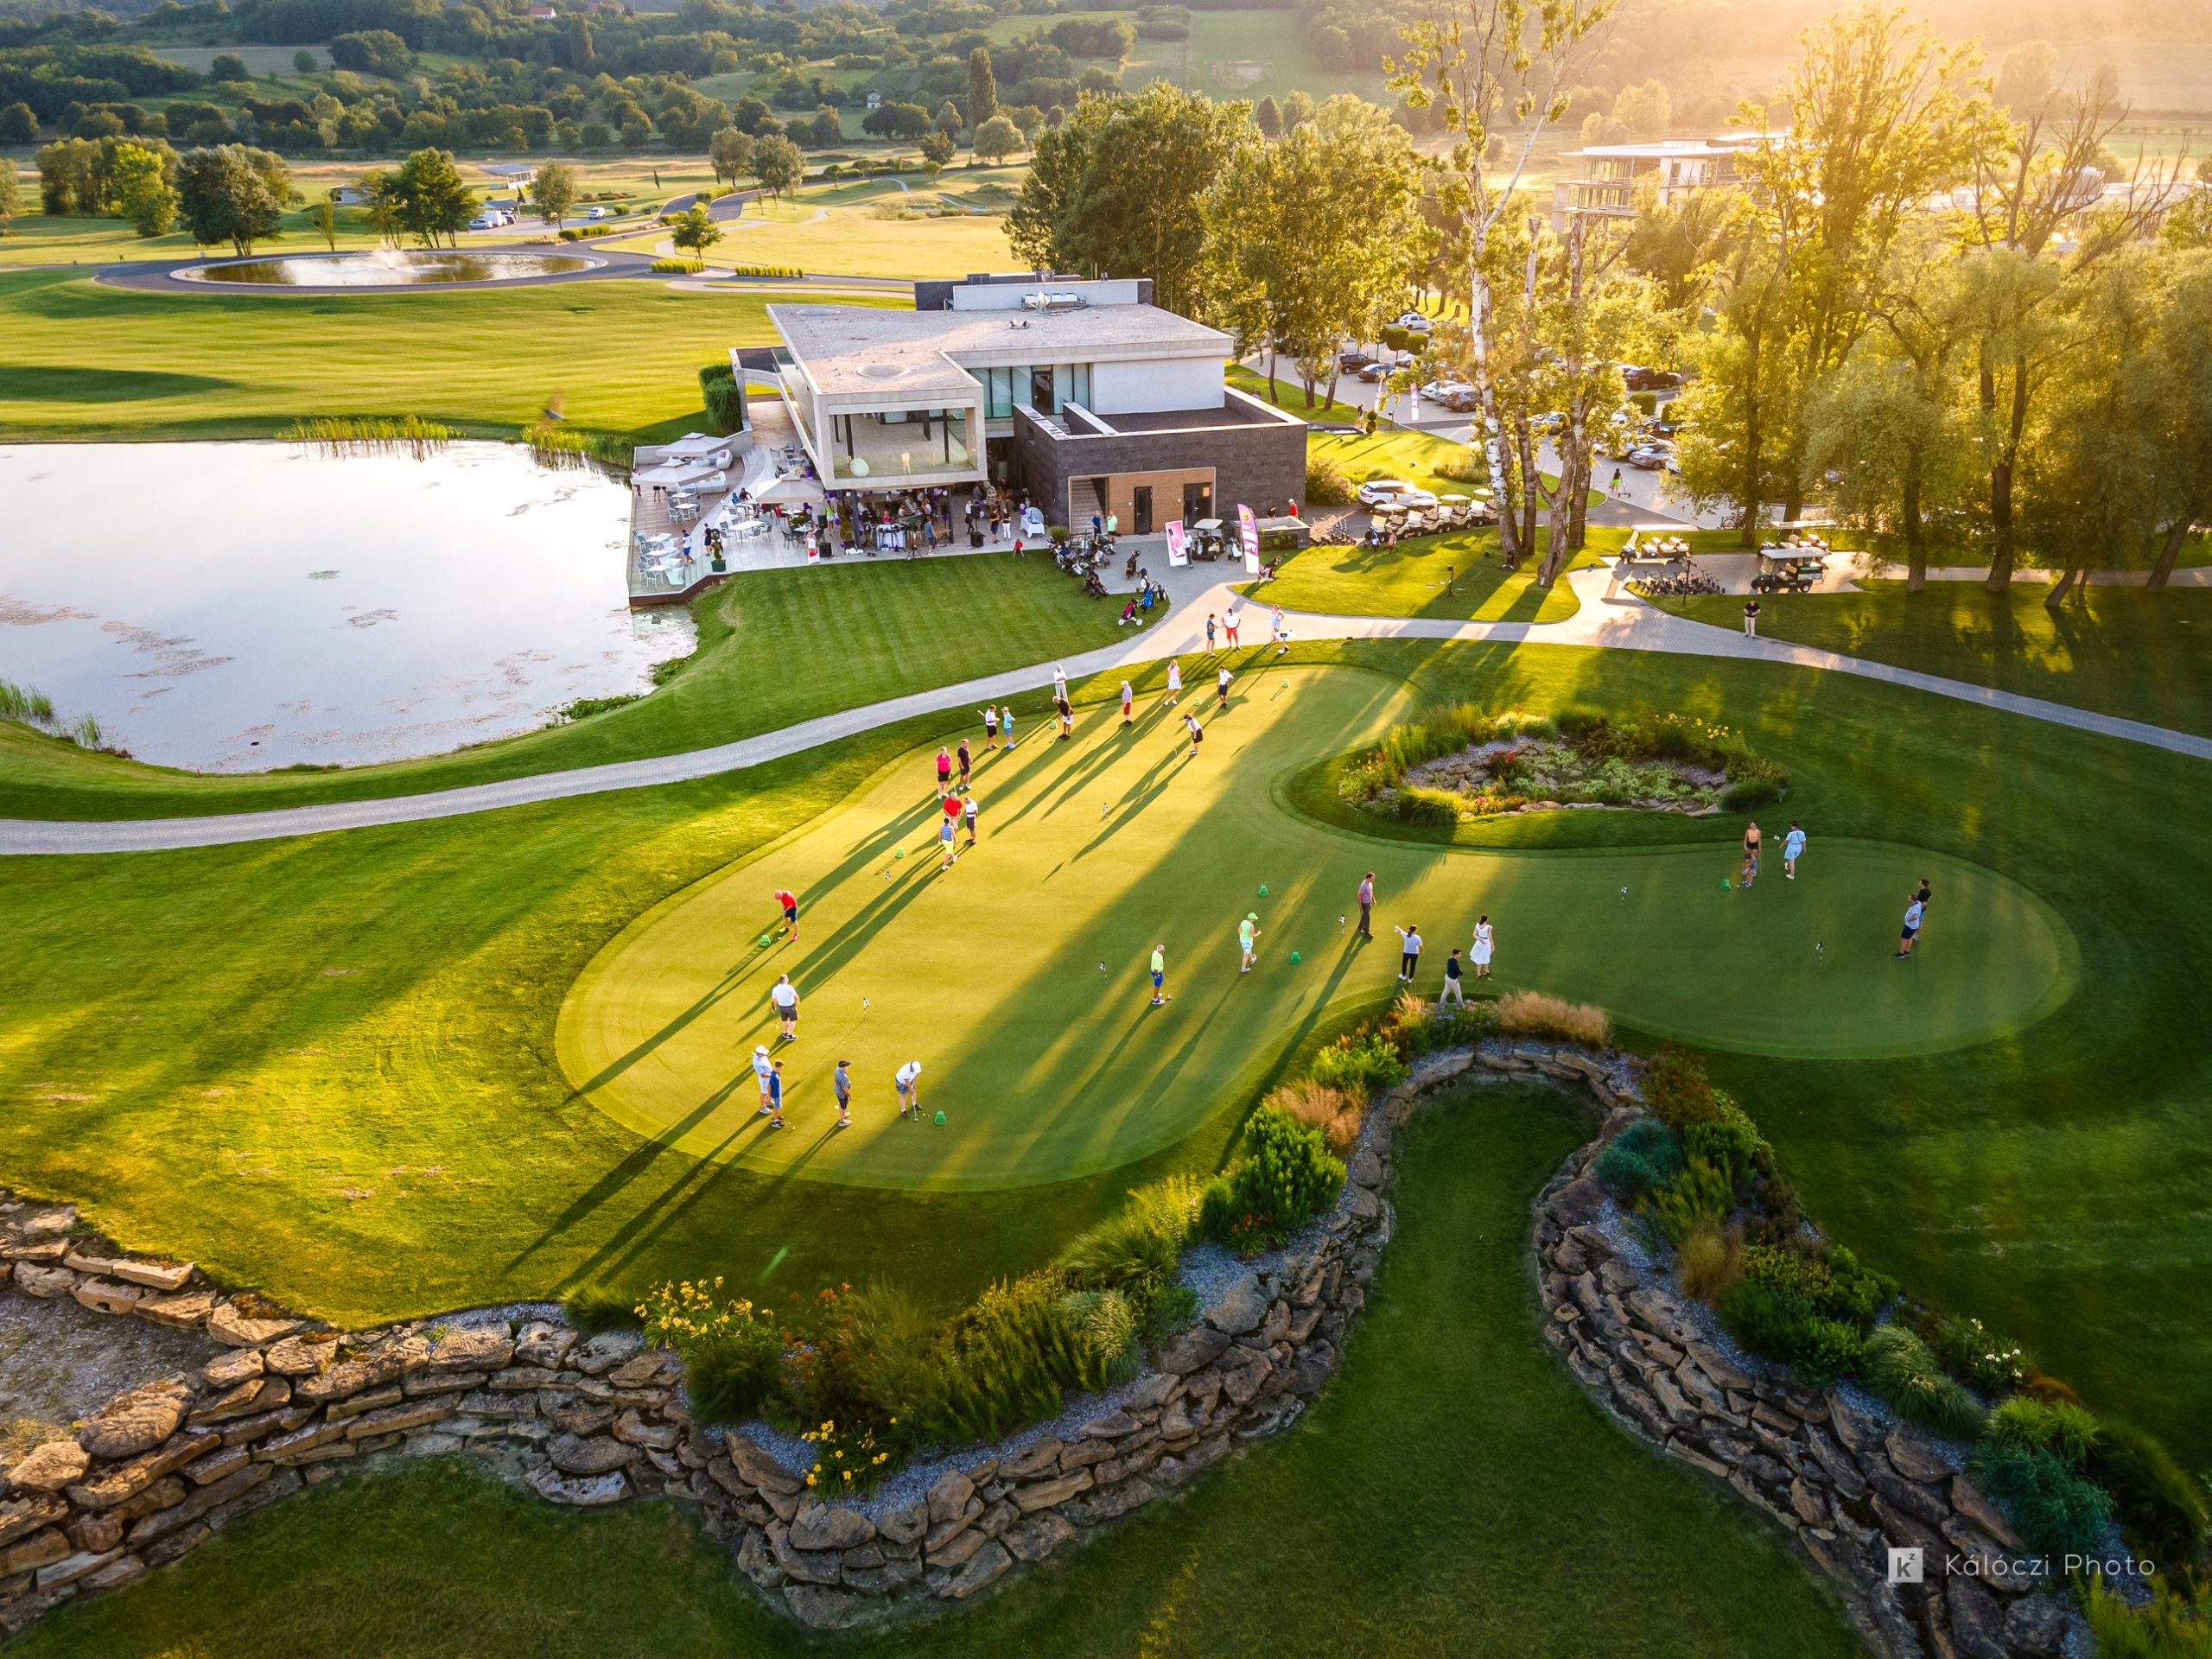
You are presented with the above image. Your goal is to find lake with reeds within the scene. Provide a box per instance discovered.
[0,441,690,771]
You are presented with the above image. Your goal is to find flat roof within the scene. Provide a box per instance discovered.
[768,302,1230,398]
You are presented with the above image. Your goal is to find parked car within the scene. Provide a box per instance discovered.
[1338,349,1376,372]
[1531,411,1565,434]
[467,214,497,231]
[1357,361,1393,383]
[1625,442,1675,471]
[583,205,612,221]
[1621,365,1683,391]
[1419,380,1476,411]
[1396,310,1433,333]
[1357,478,1415,507]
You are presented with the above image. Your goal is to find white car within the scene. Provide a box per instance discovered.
[583,206,611,221]
[1357,478,1414,507]
[466,214,497,231]
[1395,310,1433,332]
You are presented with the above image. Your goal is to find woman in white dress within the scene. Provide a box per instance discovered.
[1471,914,1495,979]
[1165,658,1183,707]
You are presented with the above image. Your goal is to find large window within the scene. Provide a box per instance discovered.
[829,407,976,481]
[977,363,1093,419]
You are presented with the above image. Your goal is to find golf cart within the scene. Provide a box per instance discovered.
[1751,550,1823,593]
[1192,518,1228,561]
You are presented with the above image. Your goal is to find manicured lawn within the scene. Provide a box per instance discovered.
[597,181,1015,278]
[11,1084,1859,1659]
[564,668,2063,1192]
[1226,364,1370,424]
[1656,583,2212,739]
[1251,529,1614,623]
[0,554,1125,820]
[0,270,895,443]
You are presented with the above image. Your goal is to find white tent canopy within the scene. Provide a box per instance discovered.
[635,460,723,488]
[659,432,728,460]
[755,474,823,506]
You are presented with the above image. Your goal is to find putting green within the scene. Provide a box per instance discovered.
[556,667,2075,1192]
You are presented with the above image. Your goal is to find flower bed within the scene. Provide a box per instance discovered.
[1339,703,1789,824]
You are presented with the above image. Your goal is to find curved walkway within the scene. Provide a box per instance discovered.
[3,569,2206,856]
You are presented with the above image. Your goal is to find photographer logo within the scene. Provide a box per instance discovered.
[1887,1548,1924,1586]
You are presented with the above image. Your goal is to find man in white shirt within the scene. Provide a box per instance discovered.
[770,973,799,1040]
[1895,897,1924,959]
[895,1059,923,1119]
[751,1045,775,1115]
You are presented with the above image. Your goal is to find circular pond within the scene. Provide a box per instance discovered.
[183,251,598,287]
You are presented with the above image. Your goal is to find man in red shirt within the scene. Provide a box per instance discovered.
[774,888,798,940]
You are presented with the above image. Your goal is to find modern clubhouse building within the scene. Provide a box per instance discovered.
[758,274,1307,534]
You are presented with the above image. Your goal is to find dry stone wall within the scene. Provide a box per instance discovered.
[0,1038,2082,1650]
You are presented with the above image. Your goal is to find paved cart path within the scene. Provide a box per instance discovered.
[4,568,2206,855]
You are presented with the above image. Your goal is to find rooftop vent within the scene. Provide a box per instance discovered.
[856,363,904,380]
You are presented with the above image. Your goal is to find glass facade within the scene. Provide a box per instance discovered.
[979,362,1093,419]
[829,407,976,482]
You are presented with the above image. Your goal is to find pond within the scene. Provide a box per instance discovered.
[182,251,597,287]
[0,442,693,772]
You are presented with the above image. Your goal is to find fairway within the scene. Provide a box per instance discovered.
[559,666,2073,1190]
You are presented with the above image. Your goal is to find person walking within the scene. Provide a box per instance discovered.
[895,1058,923,1119]
[1741,821,1762,888]
[1783,821,1806,880]
[1743,597,1761,639]
[1238,912,1262,974]
[962,792,979,847]
[1120,679,1135,725]
[1895,892,1925,959]
[1356,872,1375,940]
[1271,604,1290,654]
[1609,466,1624,495]
[1165,659,1182,707]
[939,810,958,869]
[1439,946,1465,1005]
[833,1058,853,1129]
[981,704,1000,748]
[1148,943,1167,1007]
[1395,922,1423,982]
[773,887,798,942]
[1471,914,1494,979]
[1183,711,1203,757]
[1216,664,1232,712]
[934,746,953,794]
[764,1058,786,1129]
[957,738,972,791]
[751,1044,775,1115]
[1205,613,1218,652]
[1224,606,1242,647]
[770,973,799,1041]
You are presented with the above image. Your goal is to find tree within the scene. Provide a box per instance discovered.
[669,204,721,256]
[176,145,292,256]
[1611,79,1670,138]
[1009,83,1247,317]
[918,129,957,166]
[1255,96,1281,138]
[967,47,998,132]
[0,104,35,146]
[934,100,963,140]
[973,115,1022,165]
[1009,105,1045,144]
[0,158,19,237]
[210,54,250,85]
[2145,250,2212,588]
[1205,98,1422,409]
[357,169,403,246]
[753,134,803,199]
[809,108,842,149]
[330,30,411,78]
[709,126,753,193]
[533,160,576,227]
[1281,90,1316,130]
[393,147,475,248]
[1389,0,1615,572]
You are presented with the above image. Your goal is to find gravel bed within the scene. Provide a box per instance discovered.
[0,1288,220,1458]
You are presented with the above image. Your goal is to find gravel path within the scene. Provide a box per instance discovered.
[0,1290,219,1459]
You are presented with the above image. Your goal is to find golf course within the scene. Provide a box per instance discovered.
[562,665,2071,1190]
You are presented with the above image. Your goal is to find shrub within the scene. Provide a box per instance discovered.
[1911,1309,2030,1397]
[1970,1439,2115,1560]
[1639,1155,1735,1246]
[2084,1581,2212,1659]
[1595,1118,1682,1202]
[908,1271,1097,1444]
[696,362,747,435]
[1308,1031,1408,1099]
[799,1415,899,1500]
[2089,1421,2211,1576]
[637,1279,785,1424]
[1986,1395,2101,1467]
[1740,1243,1896,1328]
[1677,1220,1744,1303]
[1863,1326,1987,1439]
[1198,1104,1346,1253]
[652,256,705,274]
[1378,785,1462,824]
[1147,1281,1199,1343]
[563,1282,641,1334]
[1681,1090,1766,1185]
[1058,1174,1201,1317]
[557,226,586,240]
[1720,776,1783,812]
[1268,1077,1361,1154]
[1719,1281,1865,1385]
[1058,1287,1142,1384]
[1431,996,1499,1047]
[1495,990,1608,1046]
[1305,453,1353,505]
[1641,1044,1719,1128]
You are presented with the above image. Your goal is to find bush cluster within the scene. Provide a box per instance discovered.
[1199,1103,1346,1255]
[652,256,704,273]
[1495,989,1608,1047]
[1304,454,1353,505]
[1595,1118,1683,1203]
